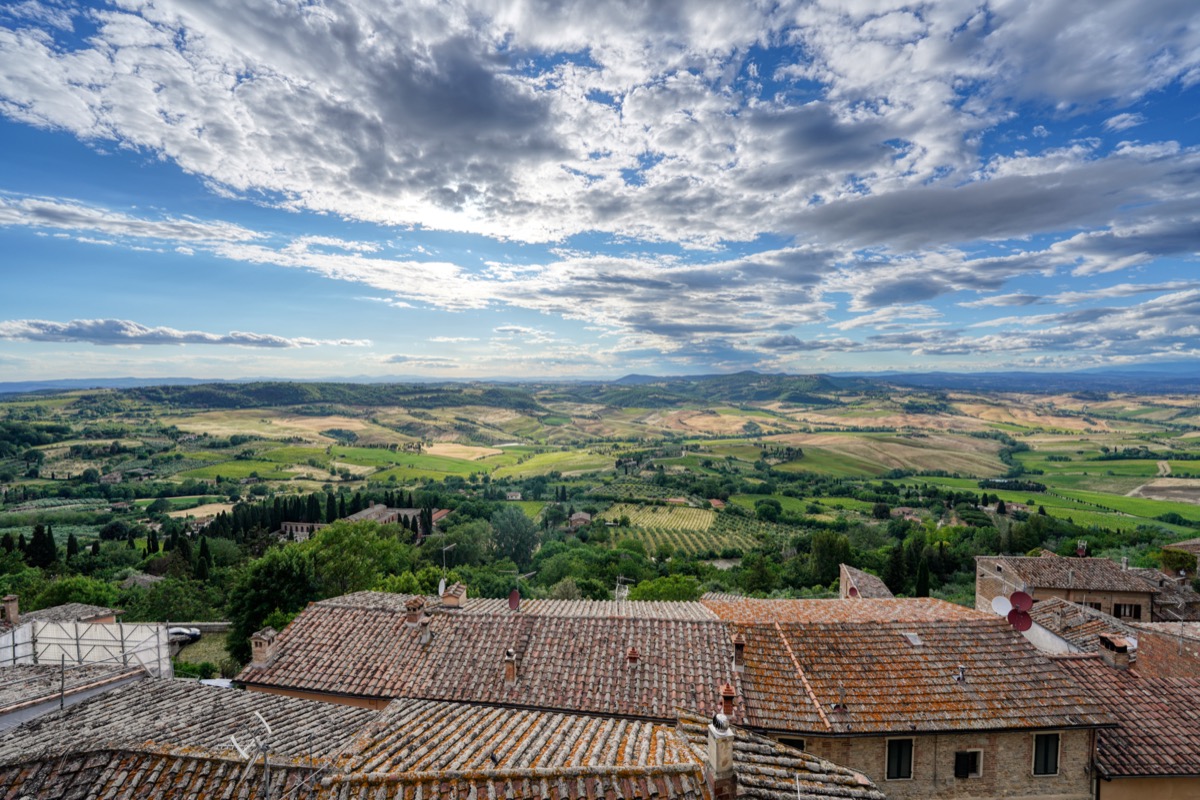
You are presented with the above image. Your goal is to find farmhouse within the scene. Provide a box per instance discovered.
[976,552,1157,621]
[238,591,1110,799]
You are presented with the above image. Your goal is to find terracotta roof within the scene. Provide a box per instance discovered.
[731,617,1112,735]
[839,565,894,599]
[979,554,1158,594]
[0,678,378,798]
[1027,597,1143,655]
[1165,536,1200,556]
[1131,620,1200,642]
[701,596,979,625]
[22,603,119,624]
[677,713,883,800]
[317,590,720,620]
[0,664,144,715]
[238,597,741,721]
[1054,654,1200,778]
[1128,568,1200,620]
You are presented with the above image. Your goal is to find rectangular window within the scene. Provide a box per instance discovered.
[1033,733,1060,776]
[1113,604,1142,619]
[778,736,805,752]
[1084,602,1103,611]
[954,750,982,778]
[886,738,913,780]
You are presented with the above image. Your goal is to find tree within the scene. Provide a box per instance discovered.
[914,559,930,597]
[25,524,57,569]
[883,543,907,595]
[809,531,850,587]
[628,574,700,601]
[305,521,408,599]
[66,532,80,559]
[872,502,891,520]
[492,506,538,569]
[34,575,117,610]
[226,546,318,663]
[995,499,1008,515]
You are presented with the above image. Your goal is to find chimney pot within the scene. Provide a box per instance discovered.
[626,646,640,665]
[404,595,426,625]
[419,616,433,645]
[706,713,736,800]
[503,647,517,685]
[1,594,17,626]
[1098,634,1131,670]
[731,633,746,672]
[719,682,736,717]
[249,626,279,668]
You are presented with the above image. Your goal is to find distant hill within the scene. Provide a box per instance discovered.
[853,365,1200,393]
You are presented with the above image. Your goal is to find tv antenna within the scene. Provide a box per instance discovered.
[231,711,273,798]
[438,542,457,595]
[499,567,536,610]
[615,574,633,602]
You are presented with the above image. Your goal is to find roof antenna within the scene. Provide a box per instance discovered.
[231,711,273,798]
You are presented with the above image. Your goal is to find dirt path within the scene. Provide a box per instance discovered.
[1158,460,1172,476]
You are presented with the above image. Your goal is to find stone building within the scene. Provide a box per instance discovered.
[975,553,1157,621]
[838,564,894,599]
[239,591,1110,799]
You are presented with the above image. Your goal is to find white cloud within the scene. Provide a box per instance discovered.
[1103,112,1147,132]
[0,318,369,348]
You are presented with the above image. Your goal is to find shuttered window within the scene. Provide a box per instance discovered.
[886,738,913,780]
[1033,733,1060,776]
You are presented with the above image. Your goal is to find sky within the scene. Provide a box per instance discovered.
[0,0,1198,381]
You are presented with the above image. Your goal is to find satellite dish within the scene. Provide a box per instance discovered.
[438,577,446,596]
[508,589,520,611]
[1010,591,1033,612]
[991,596,1013,616]
[1008,610,1033,632]
[848,587,859,597]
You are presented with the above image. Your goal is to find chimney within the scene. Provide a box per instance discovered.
[1121,557,1128,570]
[419,616,433,645]
[503,647,517,685]
[1098,634,1131,670]
[706,711,737,800]
[0,594,17,626]
[626,646,640,666]
[1076,540,1088,557]
[249,627,279,668]
[719,682,736,717]
[442,582,467,609]
[404,595,426,625]
[731,633,746,672]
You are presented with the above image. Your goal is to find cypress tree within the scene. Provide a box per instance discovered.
[91,540,101,557]
[915,560,931,597]
[67,532,80,558]
[326,493,338,523]
[882,543,907,595]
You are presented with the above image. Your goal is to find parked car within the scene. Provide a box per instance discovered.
[168,626,201,643]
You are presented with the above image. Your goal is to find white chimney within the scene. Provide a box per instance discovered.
[706,712,737,800]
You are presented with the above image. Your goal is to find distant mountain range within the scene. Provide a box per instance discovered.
[2,362,1198,399]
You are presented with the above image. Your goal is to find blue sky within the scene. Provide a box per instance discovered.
[1,0,1198,381]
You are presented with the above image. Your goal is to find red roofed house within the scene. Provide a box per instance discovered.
[238,591,1110,799]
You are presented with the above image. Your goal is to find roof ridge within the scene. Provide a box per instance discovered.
[773,621,831,732]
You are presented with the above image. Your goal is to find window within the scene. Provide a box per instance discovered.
[1113,604,1142,620]
[1084,602,1103,611]
[954,750,982,778]
[1033,733,1059,776]
[886,738,913,780]
[777,736,805,752]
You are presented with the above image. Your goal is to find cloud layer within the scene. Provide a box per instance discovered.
[0,319,369,348]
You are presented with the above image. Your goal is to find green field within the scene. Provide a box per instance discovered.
[600,503,715,530]
[176,461,294,480]
[491,450,612,478]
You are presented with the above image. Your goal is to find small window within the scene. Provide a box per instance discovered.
[778,736,805,752]
[954,750,982,778]
[1113,604,1142,620]
[886,738,914,780]
[1084,602,1103,611]
[1033,733,1060,776]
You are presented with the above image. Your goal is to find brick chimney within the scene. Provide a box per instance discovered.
[249,627,279,668]
[442,582,467,609]
[0,594,17,626]
[1098,634,1131,670]
[503,647,518,684]
[731,633,745,672]
[405,595,426,625]
[719,682,736,717]
[626,646,640,666]
[706,711,737,800]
